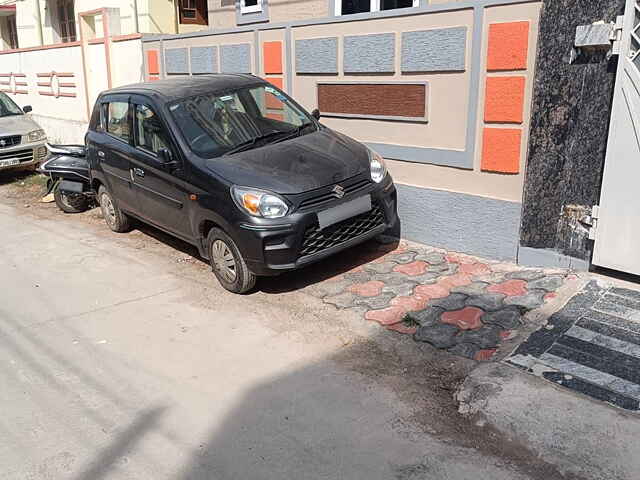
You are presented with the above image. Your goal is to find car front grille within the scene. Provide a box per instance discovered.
[0,148,33,163]
[300,201,385,258]
[298,178,371,211]
[0,135,21,148]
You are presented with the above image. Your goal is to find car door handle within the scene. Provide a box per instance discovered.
[98,151,105,158]
[132,167,145,178]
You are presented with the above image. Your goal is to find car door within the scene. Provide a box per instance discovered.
[130,97,192,240]
[93,95,139,213]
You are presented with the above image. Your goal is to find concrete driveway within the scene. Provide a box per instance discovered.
[0,194,573,480]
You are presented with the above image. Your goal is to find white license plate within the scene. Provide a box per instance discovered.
[0,158,19,168]
[317,195,372,229]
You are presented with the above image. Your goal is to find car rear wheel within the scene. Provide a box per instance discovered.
[207,228,256,294]
[54,183,89,214]
[98,185,131,233]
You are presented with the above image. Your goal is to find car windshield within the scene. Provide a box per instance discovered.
[169,84,316,158]
[0,92,24,118]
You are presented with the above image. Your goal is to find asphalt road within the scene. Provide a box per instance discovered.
[0,201,558,480]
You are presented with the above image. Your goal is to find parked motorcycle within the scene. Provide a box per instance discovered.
[37,143,93,213]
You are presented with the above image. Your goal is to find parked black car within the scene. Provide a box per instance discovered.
[87,75,398,293]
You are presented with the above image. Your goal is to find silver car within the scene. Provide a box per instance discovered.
[0,92,47,172]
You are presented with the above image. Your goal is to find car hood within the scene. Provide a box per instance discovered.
[207,129,370,195]
[0,114,41,137]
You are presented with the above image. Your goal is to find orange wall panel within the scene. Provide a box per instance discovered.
[487,22,529,71]
[147,50,160,75]
[484,76,525,123]
[481,128,522,174]
[263,41,283,74]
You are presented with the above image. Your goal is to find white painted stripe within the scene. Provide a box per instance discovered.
[539,353,640,401]
[565,325,640,360]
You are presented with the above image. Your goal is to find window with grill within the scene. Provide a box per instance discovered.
[336,0,416,16]
[57,0,76,43]
[179,0,209,25]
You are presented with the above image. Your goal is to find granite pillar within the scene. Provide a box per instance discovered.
[519,0,625,265]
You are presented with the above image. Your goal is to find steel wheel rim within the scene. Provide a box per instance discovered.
[211,239,237,283]
[101,194,116,228]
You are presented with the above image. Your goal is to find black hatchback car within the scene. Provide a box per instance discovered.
[87,75,398,293]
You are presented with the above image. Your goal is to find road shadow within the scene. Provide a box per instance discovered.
[171,332,568,480]
[0,169,41,186]
[258,238,400,294]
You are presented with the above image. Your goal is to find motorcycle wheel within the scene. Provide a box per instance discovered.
[54,184,89,213]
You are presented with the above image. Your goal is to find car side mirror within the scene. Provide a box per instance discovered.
[158,147,178,169]
[311,108,320,120]
[23,105,33,114]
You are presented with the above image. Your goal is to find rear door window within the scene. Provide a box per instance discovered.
[106,101,131,142]
[133,104,170,155]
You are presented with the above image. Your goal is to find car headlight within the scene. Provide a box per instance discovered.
[26,129,46,142]
[231,186,289,219]
[369,148,387,183]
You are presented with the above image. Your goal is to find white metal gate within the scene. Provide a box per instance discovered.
[592,0,640,275]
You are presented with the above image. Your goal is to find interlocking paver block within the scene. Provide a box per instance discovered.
[448,342,480,359]
[407,307,445,326]
[508,270,544,281]
[452,282,489,296]
[414,323,460,348]
[487,279,528,297]
[382,283,416,297]
[348,280,385,297]
[474,348,497,361]
[441,306,484,330]
[459,263,491,275]
[466,293,506,312]
[504,290,546,309]
[387,252,417,264]
[527,276,564,292]
[430,293,468,311]
[393,261,429,276]
[365,306,407,325]
[415,284,450,300]
[364,261,397,274]
[438,273,473,289]
[457,325,502,348]
[355,292,396,310]
[391,295,429,312]
[481,306,522,329]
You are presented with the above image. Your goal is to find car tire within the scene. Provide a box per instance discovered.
[207,227,256,294]
[98,185,131,233]
[54,183,89,214]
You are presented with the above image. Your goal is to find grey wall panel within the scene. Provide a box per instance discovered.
[396,183,521,261]
[343,33,395,73]
[401,27,467,72]
[190,46,218,74]
[165,48,189,74]
[295,37,338,74]
[220,44,252,73]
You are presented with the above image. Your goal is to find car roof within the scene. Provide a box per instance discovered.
[101,74,266,103]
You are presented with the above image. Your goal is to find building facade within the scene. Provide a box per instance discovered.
[0,0,635,276]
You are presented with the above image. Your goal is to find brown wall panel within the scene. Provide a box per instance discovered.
[317,83,427,121]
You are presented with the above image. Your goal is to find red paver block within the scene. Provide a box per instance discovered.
[348,280,385,297]
[475,349,497,361]
[391,295,429,312]
[459,263,491,275]
[487,279,527,296]
[393,261,428,276]
[441,307,484,330]
[439,273,473,289]
[414,284,450,300]
[365,306,407,325]
[386,323,418,335]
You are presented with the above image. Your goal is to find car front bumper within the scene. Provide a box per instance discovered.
[233,176,398,276]
[0,140,47,172]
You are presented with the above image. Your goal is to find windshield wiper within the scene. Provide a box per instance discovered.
[271,122,314,145]
[224,129,302,155]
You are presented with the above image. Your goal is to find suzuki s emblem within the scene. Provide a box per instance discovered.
[0,140,5,147]
[332,185,345,199]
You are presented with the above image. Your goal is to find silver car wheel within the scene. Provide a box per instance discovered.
[101,193,117,229]
[211,239,237,283]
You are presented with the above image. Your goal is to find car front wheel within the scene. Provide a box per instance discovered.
[207,228,256,294]
[98,185,131,233]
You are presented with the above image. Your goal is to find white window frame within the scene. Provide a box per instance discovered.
[334,0,418,16]
[240,0,263,14]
